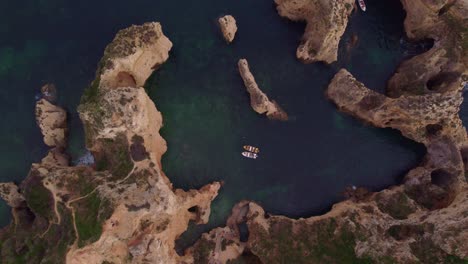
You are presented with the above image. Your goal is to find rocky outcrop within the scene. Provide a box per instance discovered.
[96,22,172,90]
[218,15,238,43]
[0,183,25,208]
[274,0,354,64]
[387,0,467,97]
[327,69,467,146]
[187,1,468,263]
[35,98,67,147]
[0,22,220,264]
[238,59,288,121]
[41,83,57,103]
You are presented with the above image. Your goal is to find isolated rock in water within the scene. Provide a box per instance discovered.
[35,98,67,147]
[0,183,25,208]
[238,59,288,121]
[275,0,354,64]
[218,15,238,43]
[41,83,57,103]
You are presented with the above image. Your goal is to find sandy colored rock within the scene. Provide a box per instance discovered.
[0,183,25,208]
[35,98,67,147]
[388,0,467,97]
[0,22,220,264]
[97,22,172,90]
[218,15,238,43]
[327,69,467,146]
[238,59,288,121]
[41,147,70,167]
[275,0,354,64]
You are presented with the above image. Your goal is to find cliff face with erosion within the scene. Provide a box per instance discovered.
[0,22,220,264]
[187,0,468,263]
[238,59,288,121]
[274,0,354,64]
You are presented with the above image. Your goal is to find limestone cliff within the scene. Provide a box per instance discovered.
[187,0,468,263]
[274,0,354,64]
[238,59,288,121]
[218,15,237,43]
[0,22,220,264]
[35,98,67,148]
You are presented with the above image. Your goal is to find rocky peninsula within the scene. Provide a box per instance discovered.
[0,22,220,264]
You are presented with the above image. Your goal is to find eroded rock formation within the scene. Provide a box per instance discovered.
[238,59,288,121]
[388,0,467,97]
[0,22,220,264]
[187,0,468,263]
[218,15,238,43]
[274,0,354,64]
[35,98,67,147]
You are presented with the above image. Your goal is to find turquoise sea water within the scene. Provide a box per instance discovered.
[0,0,443,249]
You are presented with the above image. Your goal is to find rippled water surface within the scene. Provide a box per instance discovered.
[0,0,435,244]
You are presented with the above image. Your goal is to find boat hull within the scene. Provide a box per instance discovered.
[242,151,258,159]
[243,145,260,153]
[358,0,366,11]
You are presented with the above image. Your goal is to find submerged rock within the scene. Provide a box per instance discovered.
[218,15,238,43]
[238,59,288,121]
[40,83,57,103]
[274,0,354,64]
[35,98,67,147]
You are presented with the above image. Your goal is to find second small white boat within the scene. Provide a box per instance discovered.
[242,151,258,159]
[358,0,366,11]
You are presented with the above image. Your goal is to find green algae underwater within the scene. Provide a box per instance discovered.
[0,0,444,250]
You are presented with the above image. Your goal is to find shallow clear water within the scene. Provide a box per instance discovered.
[0,0,437,246]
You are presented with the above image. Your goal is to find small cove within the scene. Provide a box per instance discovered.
[0,0,434,249]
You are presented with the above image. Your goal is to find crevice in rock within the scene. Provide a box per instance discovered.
[426,71,460,92]
[115,71,137,88]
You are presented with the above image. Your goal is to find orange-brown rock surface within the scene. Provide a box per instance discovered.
[218,15,238,43]
[0,22,220,264]
[238,59,288,121]
[35,98,67,148]
[274,0,354,64]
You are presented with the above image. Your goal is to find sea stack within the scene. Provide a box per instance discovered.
[238,59,288,121]
[218,15,238,43]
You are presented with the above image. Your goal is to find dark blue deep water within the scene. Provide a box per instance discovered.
[0,0,443,248]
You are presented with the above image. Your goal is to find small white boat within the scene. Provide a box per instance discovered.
[358,0,366,11]
[242,151,258,159]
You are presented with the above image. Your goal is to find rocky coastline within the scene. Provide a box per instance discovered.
[187,0,468,263]
[0,0,466,263]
